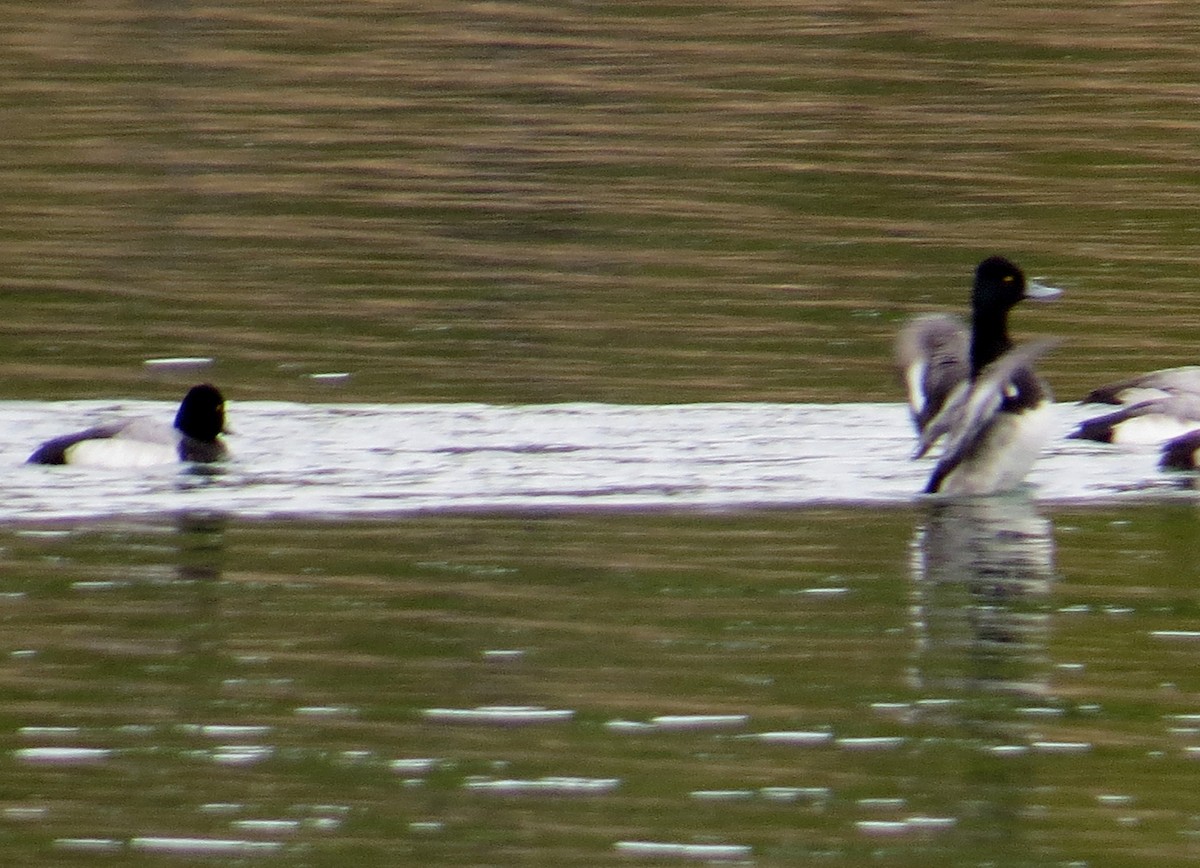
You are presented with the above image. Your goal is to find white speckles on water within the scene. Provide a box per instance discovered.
[54,838,124,853]
[760,787,831,803]
[857,798,907,810]
[483,649,525,663]
[835,736,906,751]
[14,747,111,765]
[604,714,749,733]
[690,790,755,802]
[294,705,357,718]
[409,821,444,834]
[463,776,620,796]
[176,724,273,740]
[230,820,301,836]
[986,745,1030,757]
[614,840,752,861]
[744,731,833,746]
[142,357,214,374]
[1032,741,1092,754]
[210,746,273,766]
[649,715,749,732]
[422,706,575,726]
[129,837,283,857]
[857,816,957,836]
[390,758,441,774]
[0,400,1186,521]
[18,726,82,739]
[4,806,49,821]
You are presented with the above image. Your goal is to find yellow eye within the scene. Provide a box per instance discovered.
[1003,275,1014,283]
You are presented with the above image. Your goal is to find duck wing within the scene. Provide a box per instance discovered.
[895,314,970,433]
[916,338,1060,475]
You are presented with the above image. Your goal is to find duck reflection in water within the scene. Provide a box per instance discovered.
[173,511,228,690]
[909,495,1055,698]
[907,495,1058,857]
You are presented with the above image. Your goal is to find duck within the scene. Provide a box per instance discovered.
[1067,393,1200,445]
[1082,366,1200,405]
[1070,361,1200,445]
[898,256,1062,495]
[1160,428,1200,471]
[28,384,228,467]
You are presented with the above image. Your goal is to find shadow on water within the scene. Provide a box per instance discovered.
[908,495,1057,864]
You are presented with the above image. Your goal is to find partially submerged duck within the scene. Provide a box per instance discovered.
[1083,366,1200,406]
[28,384,228,467]
[1068,393,1200,446]
[1160,428,1200,472]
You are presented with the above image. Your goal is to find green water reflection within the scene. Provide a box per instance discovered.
[6,2,1200,864]
[1,503,1199,864]
[4,2,1200,404]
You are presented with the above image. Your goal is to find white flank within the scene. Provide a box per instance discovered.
[65,438,178,468]
[1110,414,1200,446]
[1109,386,1173,405]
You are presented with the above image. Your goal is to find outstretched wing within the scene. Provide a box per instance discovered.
[919,338,1060,488]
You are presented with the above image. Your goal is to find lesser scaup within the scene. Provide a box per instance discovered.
[1160,428,1200,471]
[1072,361,1200,445]
[1068,393,1200,445]
[28,384,228,467]
[1083,366,1200,405]
[900,256,1062,495]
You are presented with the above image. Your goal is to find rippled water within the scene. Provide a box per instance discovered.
[0,398,1191,521]
[7,1,1200,864]
[5,500,1200,865]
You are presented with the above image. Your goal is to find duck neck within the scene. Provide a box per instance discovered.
[969,306,1012,378]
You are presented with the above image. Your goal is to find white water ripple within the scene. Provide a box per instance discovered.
[0,400,1188,521]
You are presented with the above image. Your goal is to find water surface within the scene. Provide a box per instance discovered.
[4,502,1200,865]
[0,398,1191,522]
[5,2,1200,865]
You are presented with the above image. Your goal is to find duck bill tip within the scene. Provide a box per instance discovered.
[1026,279,1063,301]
